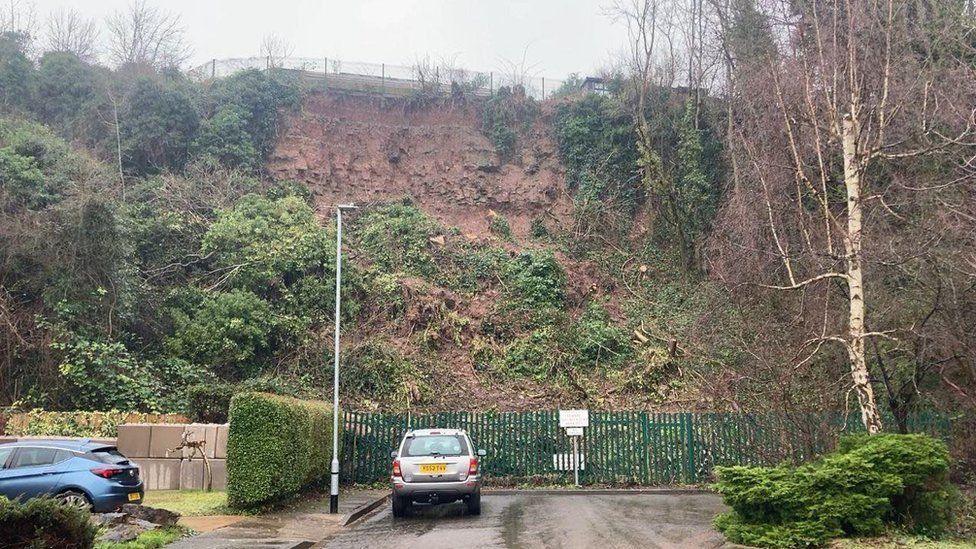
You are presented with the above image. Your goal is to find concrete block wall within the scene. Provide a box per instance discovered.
[117,423,229,490]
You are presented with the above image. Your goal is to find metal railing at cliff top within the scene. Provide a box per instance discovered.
[188,56,566,100]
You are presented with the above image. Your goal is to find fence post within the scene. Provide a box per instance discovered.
[211,59,216,79]
[490,72,493,95]
[542,76,545,99]
[684,413,697,483]
[382,63,385,96]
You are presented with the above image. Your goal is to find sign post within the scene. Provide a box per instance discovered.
[558,409,589,487]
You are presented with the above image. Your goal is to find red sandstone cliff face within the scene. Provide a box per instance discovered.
[268,91,573,239]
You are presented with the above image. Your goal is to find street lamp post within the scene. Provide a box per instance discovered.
[330,203,357,514]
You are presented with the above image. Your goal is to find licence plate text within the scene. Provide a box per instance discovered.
[128,492,141,502]
[419,463,447,474]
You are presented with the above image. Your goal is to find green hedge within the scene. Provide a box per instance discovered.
[226,392,336,508]
[713,433,953,548]
[187,383,235,423]
[4,410,189,438]
[0,496,98,548]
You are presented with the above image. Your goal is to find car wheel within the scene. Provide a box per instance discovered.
[466,493,481,515]
[56,490,92,511]
[391,494,410,518]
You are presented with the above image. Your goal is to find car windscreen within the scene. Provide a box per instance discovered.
[401,435,469,457]
[89,447,130,464]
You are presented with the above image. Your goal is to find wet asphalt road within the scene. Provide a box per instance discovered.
[321,493,739,549]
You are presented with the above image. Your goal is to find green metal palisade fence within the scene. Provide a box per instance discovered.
[339,410,949,485]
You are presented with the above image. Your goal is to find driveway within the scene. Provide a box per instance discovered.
[318,492,741,549]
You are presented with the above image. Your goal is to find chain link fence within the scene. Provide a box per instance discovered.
[188,56,566,100]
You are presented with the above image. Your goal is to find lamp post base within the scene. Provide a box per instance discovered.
[330,493,338,514]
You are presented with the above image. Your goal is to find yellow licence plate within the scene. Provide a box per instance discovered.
[419,463,447,474]
[128,492,141,502]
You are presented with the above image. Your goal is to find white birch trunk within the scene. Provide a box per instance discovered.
[842,114,884,434]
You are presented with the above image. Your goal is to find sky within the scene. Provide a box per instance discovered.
[26,0,628,79]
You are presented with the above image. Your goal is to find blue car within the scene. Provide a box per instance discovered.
[0,439,143,512]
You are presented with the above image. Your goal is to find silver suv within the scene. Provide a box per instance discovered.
[390,428,486,517]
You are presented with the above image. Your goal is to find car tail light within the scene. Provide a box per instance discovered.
[468,457,479,475]
[392,459,402,478]
[91,467,125,479]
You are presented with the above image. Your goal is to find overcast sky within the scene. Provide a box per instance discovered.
[27,0,627,79]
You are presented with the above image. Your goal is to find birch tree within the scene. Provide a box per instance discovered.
[711,0,976,432]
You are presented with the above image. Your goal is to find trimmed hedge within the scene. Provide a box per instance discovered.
[0,496,98,548]
[713,433,953,548]
[226,392,336,508]
[4,410,189,438]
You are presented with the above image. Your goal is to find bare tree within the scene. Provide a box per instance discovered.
[497,44,541,92]
[606,0,672,196]
[0,0,37,56]
[105,0,190,69]
[45,7,98,61]
[0,0,36,36]
[710,0,976,433]
[260,32,294,69]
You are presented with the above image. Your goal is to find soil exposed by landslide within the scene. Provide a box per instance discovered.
[269,91,573,241]
[267,91,639,411]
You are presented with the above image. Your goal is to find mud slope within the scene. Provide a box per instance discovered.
[268,91,573,239]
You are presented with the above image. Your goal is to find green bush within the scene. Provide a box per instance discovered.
[344,341,429,404]
[226,392,336,508]
[503,251,566,308]
[0,495,98,549]
[488,214,512,240]
[187,383,236,423]
[166,289,278,379]
[355,202,441,278]
[4,410,189,438]
[481,86,539,159]
[713,434,953,548]
[571,301,632,370]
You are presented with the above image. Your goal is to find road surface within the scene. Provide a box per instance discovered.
[320,492,741,549]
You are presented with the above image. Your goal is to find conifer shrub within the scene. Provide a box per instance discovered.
[713,433,953,548]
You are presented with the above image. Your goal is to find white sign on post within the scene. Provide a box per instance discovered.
[565,427,584,437]
[559,409,589,428]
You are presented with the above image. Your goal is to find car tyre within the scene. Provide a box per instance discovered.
[391,495,410,518]
[466,493,481,515]
[56,490,92,511]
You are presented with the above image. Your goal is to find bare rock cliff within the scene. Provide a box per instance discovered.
[268,91,572,238]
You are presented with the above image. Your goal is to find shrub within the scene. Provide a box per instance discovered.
[187,383,236,423]
[488,214,512,240]
[226,393,336,508]
[503,251,566,308]
[4,410,189,438]
[571,301,632,370]
[355,202,441,278]
[344,341,428,404]
[120,75,200,175]
[191,104,260,171]
[0,496,98,549]
[201,194,336,295]
[481,86,539,159]
[713,433,953,548]
[167,289,278,379]
[497,327,561,380]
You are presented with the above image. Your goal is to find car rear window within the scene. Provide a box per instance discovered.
[90,447,130,464]
[401,435,469,457]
